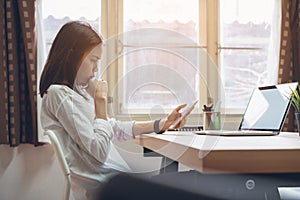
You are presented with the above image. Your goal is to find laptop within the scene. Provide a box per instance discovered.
[195,82,299,136]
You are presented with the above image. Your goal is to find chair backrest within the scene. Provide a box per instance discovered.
[45,130,71,200]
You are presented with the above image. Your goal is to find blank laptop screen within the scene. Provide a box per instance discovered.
[239,82,298,131]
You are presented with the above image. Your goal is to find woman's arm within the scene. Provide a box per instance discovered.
[132,104,187,137]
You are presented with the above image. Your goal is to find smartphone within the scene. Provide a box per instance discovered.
[170,100,199,129]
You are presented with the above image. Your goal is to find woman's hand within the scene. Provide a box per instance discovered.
[87,79,108,120]
[86,79,108,100]
[161,104,188,130]
[133,104,192,137]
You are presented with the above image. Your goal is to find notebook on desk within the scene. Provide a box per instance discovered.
[195,82,299,136]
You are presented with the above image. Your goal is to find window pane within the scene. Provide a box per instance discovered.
[122,0,199,111]
[42,0,101,54]
[220,0,278,108]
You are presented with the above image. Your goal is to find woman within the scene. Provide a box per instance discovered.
[39,21,189,200]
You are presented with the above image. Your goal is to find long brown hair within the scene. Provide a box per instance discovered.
[39,21,103,97]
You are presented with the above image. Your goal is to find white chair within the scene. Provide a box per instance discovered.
[45,130,102,200]
[45,130,71,200]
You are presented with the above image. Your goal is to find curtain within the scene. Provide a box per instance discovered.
[278,0,300,132]
[0,0,38,146]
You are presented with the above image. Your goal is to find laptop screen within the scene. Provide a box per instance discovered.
[239,82,298,131]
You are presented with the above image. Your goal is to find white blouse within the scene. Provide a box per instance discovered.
[40,84,133,184]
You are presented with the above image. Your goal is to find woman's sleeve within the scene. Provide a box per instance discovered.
[48,89,113,163]
[108,118,135,142]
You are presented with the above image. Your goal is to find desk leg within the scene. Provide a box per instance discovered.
[265,187,281,200]
[143,148,178,174]
[160,156,178,174]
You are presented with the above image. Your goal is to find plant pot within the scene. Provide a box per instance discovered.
[295,113,300,136]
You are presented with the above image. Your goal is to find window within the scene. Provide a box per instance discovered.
[105,0,280,116]
[40,0,101,54]
[219,0,280,109]
[38,0,281,119]
[120,0,201,113]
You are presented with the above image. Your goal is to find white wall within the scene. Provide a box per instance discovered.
[0,144,64,200]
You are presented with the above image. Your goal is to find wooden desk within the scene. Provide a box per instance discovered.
[133,132,300,174]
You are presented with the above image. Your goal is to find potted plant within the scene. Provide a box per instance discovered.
[290,85,300,135]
